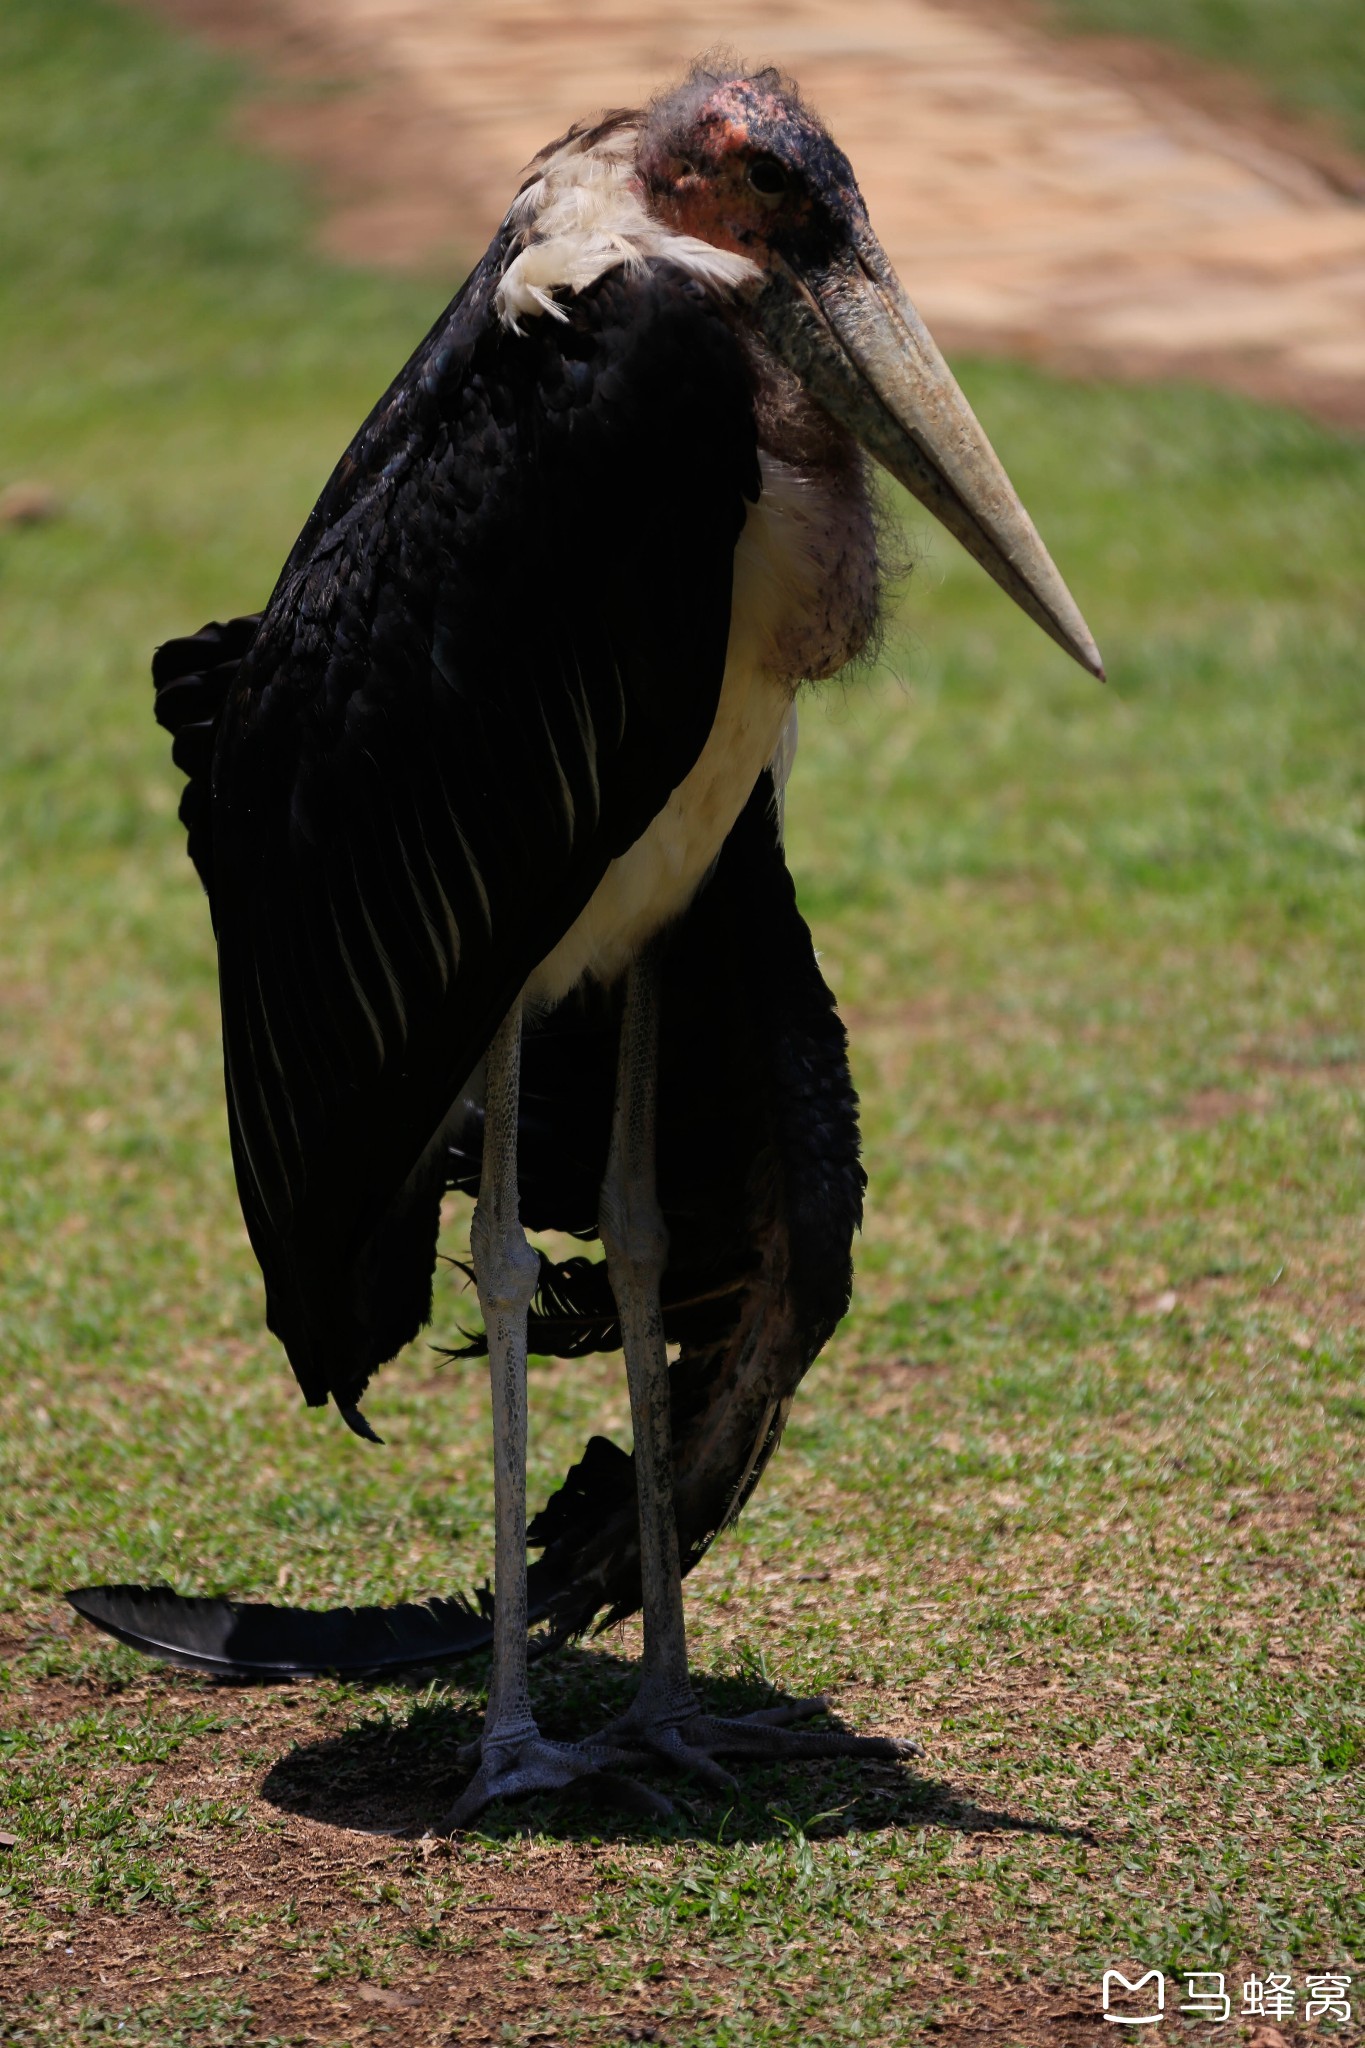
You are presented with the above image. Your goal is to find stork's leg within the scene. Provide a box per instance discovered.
[443,1001,668,1829]
[596,953,918,1789]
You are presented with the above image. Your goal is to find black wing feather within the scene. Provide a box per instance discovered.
[151,614,262,901]
[179,246,758,1405]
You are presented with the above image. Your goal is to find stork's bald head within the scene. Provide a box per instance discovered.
[640,66,865,271]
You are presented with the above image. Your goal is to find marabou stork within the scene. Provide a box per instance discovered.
[70,64,1101,1823]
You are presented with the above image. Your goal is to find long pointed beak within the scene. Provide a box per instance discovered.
[753,230,1104,679]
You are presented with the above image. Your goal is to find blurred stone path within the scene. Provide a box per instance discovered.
[181,0,1365,424]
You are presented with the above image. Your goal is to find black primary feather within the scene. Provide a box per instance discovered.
[339,1404,385,1445]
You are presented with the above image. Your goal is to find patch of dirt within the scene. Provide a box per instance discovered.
[3,1651,1070,2046]
[1238,1055,1365,1085]
[861,1353,957,1416]
[0,1666,638,2046]
[139,0,1365,428]
[1178,1085,1274,1127]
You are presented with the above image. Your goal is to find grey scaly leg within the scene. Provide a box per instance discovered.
[443,1000,666,1828]
[596,948,692,1732]
[596,948,919,1788]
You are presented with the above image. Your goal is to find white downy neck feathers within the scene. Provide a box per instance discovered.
[495,123,758,331]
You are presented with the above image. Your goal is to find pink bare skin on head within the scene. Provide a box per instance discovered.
[640,74,849,260]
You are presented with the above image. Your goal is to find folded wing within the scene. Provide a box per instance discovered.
[155,245,760,1406]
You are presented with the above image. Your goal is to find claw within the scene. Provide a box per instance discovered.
[441,1731,672,1830]
[595,1696,920,1786]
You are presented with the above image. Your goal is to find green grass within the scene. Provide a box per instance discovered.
[2,0,1363,2043]
[1044,0,1365,155]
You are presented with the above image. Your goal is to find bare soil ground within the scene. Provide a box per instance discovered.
[149,0,1365,426]
[0,1629,1109,2046]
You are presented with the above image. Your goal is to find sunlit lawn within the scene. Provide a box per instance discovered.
[1,1,1362,2043]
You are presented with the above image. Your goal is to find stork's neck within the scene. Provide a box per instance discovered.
[743,336,885,686]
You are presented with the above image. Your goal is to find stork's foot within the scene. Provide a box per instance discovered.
[597,1692,921,1792]
[441,1728,673,1831]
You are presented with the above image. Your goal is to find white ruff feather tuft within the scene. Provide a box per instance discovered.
[496,126,758,331]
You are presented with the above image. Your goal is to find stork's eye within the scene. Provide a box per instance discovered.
[747,157,787,205]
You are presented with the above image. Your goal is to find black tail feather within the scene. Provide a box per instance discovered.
[66,1582,493,1680]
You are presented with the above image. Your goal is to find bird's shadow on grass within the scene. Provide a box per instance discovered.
[259,1642,1096,1847]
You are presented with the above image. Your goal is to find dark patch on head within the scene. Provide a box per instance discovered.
[638,56,867,267]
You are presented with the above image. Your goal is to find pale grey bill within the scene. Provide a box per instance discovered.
[753,234,1105,681]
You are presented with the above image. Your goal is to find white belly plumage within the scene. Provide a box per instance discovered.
[526,459,815,1005]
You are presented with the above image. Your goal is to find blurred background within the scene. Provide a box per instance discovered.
[2,0,1362,2040]
[166,0,1365,423]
